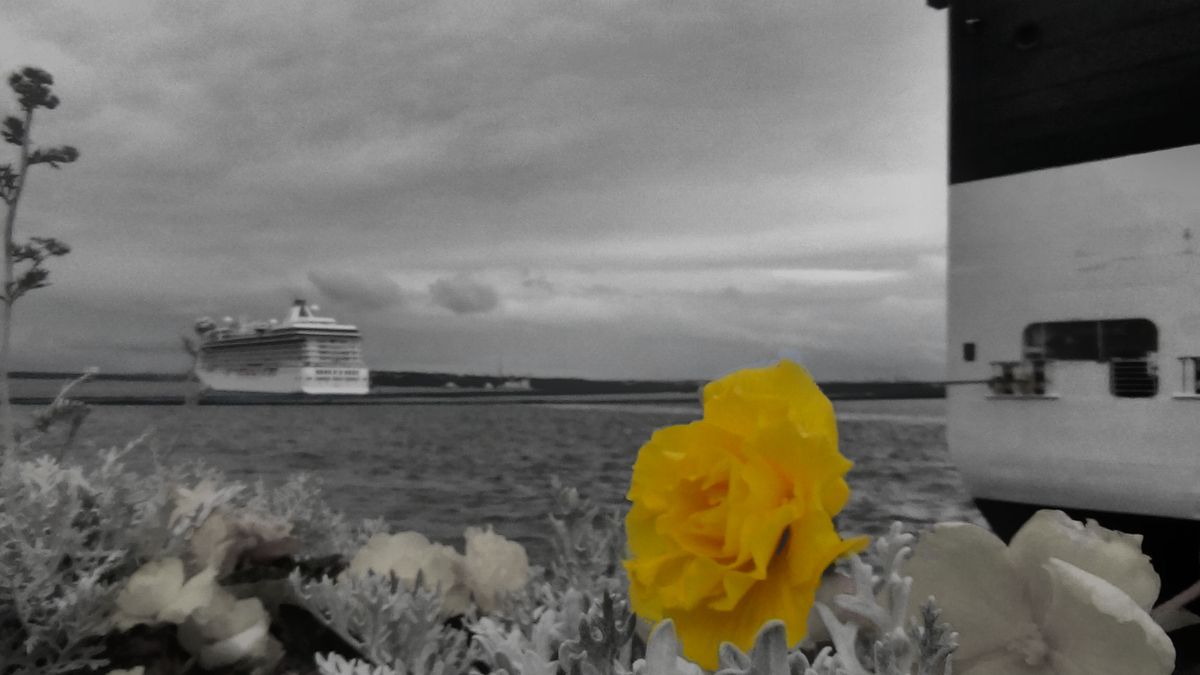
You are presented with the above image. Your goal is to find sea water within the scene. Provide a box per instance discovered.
[19,399,983,563]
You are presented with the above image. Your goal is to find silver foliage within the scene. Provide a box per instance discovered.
[547,476,626,599]
[18,369,95,456]
[472,613,559,675]
[471,581,589,675]
[558,591,637,675]
[242,473,362,557]
[290,570,472,675]
[0,438,168,674]
[632,620,702,675]
[0,404,387,675]
[316,652,400,675]
[815,523,957,675]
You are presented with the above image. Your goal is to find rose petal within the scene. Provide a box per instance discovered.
[904,523,1034,664]
[198,616,270,669]
[702,361,836,446]
[115,558,185,621]
[627,423,736,509]
[784,510,866,584]
[660,555,728,611]
[1040,558,1174,675]
[1008,509,1160,611]
[158,567,218,624]
[203,597,269,642]
[668,553,813,670]
[178,589,237,655]
[707,568,758,611]
[818,475,851,517]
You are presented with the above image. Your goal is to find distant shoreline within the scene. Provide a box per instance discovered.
[8,370,946,405]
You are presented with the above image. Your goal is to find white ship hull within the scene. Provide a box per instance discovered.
[196,365,370,395]
[947,145,1200,522]
[936,0,1200,610]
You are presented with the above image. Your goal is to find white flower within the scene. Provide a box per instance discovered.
[178,587,281,670]
[463,525,529,612]
[904,510,1174,674]
[112,558,218,630]
[347,531,471,615]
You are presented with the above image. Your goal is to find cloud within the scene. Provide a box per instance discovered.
[429,274,500,314]
[0,1,953,379]
[520,270,555,294]
[308,270,404,310]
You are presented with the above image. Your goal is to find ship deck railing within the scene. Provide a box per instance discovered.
[987,359,1055,398]
[987,357,1172,399]
[1176,356,1200,399]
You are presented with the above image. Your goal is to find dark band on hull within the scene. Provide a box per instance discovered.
[948,0,1200,184]
[974,497,1200,611]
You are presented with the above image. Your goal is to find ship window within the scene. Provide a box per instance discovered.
[963,342,976,362]
[1022,319,1157,361]
[1012,22,1041,50]
[1023,319,1158,398]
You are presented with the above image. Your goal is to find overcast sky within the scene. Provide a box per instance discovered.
[0,1,947,380]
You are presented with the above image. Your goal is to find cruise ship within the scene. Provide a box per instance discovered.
[194,299,369,395]
[932,0,1200,603]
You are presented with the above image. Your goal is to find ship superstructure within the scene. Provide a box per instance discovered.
[194,299,369,395]
[933,0,1200,601]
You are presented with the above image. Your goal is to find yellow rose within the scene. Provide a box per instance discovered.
[624,360,867,669]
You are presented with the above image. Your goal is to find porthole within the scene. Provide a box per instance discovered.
[1013,22,1041,50]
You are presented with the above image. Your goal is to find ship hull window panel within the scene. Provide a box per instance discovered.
[1022,319,1157,361]
[1021,319,1158,399]
[1110,358,1158,398]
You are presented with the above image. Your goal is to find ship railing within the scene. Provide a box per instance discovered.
[988,359,1052,397]
[1177,356,1200,397]
[1109,357,1158,398]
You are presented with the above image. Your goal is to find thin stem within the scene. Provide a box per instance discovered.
[0,300,12,458]
[1152,577,1200,622]
[0,106,34,461]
